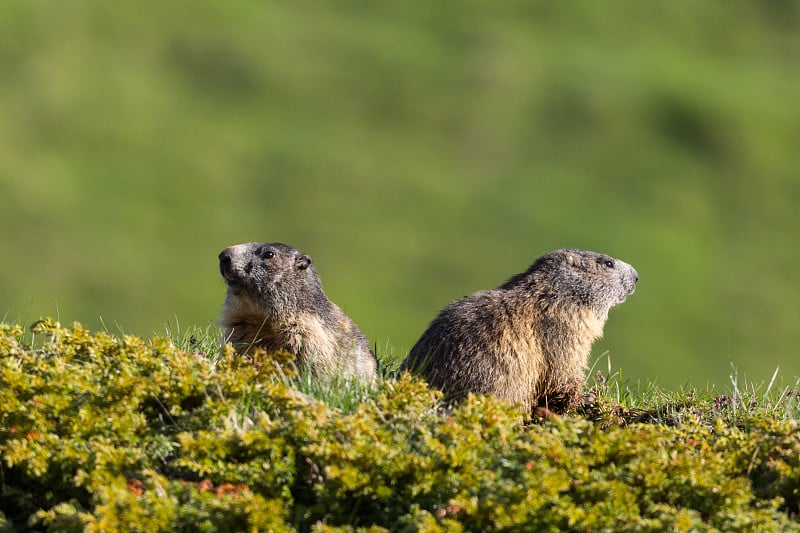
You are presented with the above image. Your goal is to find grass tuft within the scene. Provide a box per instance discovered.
[584,356,800,429]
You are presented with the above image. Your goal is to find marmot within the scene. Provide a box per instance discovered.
[219,242,377,382]
[400,249,638,411]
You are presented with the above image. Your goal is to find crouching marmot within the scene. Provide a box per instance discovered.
[400,249,638,411]
[219,242,377,382]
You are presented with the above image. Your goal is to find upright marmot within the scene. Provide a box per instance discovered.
[400,249,638,411]
[219,242,377,382]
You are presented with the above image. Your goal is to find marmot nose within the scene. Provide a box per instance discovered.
[219,249,234,277]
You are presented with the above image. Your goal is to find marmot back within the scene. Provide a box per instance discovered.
[400,249,638,411]
[219,242,377,382]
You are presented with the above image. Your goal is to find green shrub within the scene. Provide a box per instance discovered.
[1,320,799,531]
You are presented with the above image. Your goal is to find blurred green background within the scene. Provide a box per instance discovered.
[2,2,799,387]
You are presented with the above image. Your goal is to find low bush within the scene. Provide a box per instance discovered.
[1,320,798,531]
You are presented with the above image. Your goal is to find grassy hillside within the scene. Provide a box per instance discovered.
[2,321,800,531]
[1,2,799,386]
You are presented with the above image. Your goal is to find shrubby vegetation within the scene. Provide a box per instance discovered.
[2,320,800,531]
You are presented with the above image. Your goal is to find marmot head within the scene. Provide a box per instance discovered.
[512,249,638,317]
[219,242,323,312]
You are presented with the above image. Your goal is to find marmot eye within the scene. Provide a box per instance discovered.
[603,260,614,269]
[263,250,275,259]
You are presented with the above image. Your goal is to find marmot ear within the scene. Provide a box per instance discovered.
[296,254,312,271]
[565,252,584,269]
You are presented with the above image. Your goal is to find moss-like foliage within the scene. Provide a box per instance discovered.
[1,320,799,531]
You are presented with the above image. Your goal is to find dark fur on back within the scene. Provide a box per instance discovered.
[219,242,377,381]
[400,249,638,411]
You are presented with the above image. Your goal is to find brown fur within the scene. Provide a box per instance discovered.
[219,242,377,381]
[400,249,638,411]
